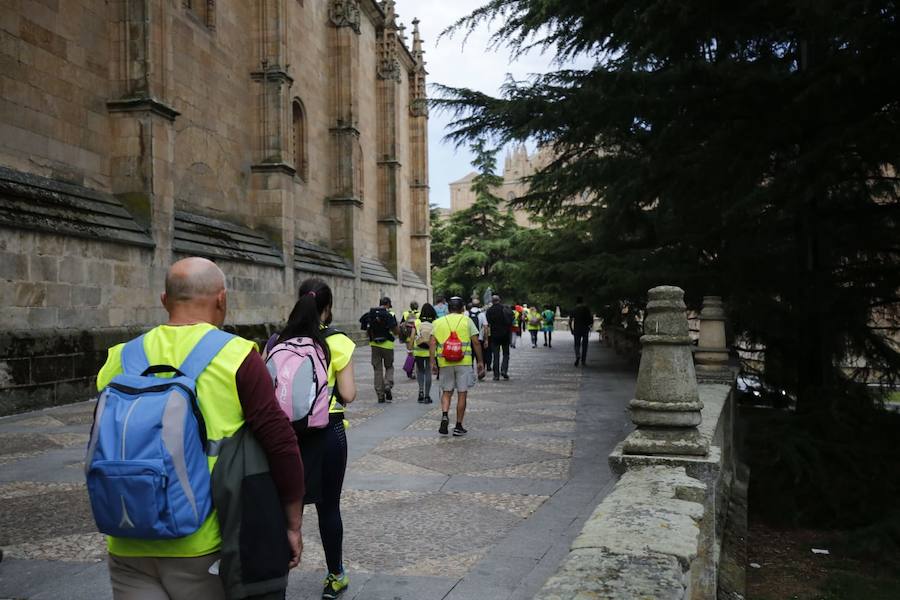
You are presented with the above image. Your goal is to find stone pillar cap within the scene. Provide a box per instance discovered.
[699,295,726,320]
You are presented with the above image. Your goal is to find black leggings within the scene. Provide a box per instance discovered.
[316,418,348,575]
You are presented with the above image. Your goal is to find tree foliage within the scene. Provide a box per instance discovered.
[436,0,900,413]
[431,140,527,302]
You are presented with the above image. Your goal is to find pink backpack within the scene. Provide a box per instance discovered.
[265,337,330,429]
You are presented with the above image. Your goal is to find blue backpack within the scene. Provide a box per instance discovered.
[85,329,234,539]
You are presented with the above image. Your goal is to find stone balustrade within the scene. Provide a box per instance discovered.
[604,326,642,361]
[535,289,745,600]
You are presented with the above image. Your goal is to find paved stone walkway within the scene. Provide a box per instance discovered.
[0,331,634,600]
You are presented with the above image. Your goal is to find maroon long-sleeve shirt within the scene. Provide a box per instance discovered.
[235,349,304,504]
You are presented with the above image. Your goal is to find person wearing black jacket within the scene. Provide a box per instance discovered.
[485,295,512,380]
[569,297,593,367]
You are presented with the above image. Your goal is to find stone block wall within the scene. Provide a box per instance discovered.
[0,1,111,190]
[0,326,139,415]
[0,240,426,414]
[0,231,159,333]
[536,384,747,600]
[536,466,706,600]
[0,1,433,415]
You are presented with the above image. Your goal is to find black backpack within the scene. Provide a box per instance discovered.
[468,308,481,331]
[364,307,392,343]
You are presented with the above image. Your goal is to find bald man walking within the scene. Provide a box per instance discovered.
[91,257,303,600]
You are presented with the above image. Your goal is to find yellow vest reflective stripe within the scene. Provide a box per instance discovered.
[96,323,253,558]
[433,314,474,367]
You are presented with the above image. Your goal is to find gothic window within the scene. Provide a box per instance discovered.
[355,139,365,200]
[184,0,214,30]
[292,99,308,182]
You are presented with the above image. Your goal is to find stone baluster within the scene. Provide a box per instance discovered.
[623,286,709,456]
[694,295,734,384]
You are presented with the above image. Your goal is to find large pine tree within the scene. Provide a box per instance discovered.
[436,0,900,413]
[431,140,524,300]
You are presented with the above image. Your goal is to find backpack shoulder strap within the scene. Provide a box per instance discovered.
[322,326,345,339]
[120,334,150,376]
[178,329,236,380]
[264,333,280,356]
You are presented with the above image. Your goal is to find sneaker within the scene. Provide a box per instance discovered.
[493,375,500,381]
[439,416,449,435]
[417,392,425,403]
[424,398,433,404]
[377,397,385,404]
[501,373,509,380]
[574,358,580,367]
[452,424,468,436]
[385,389,393,402]
[322,571,350,599]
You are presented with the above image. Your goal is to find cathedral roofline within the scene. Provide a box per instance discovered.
[449,171,478,186]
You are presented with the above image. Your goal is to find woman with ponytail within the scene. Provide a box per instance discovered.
[270,278,357,599]
[407,302,437,403]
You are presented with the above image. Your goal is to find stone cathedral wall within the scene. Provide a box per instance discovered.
[0,0,432,414]
[0,1,112,190]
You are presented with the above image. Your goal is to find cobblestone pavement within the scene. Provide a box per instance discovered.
[0,331,635,600]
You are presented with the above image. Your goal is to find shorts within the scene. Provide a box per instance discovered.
[439,364,474,392]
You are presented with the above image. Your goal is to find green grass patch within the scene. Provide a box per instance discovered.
[888,391,900,404]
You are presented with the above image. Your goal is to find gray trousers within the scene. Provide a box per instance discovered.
[371,345,394,398]
[414,356,432,397]
[108,553,284,600]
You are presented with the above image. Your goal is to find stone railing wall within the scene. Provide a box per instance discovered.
[535,290,746,600]
[537,384,738,600]
[604,325,642,361]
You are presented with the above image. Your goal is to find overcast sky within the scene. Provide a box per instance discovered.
[393,0,570,208]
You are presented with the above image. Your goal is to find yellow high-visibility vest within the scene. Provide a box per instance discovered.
[432,314,476,367]
[96,323,254,558]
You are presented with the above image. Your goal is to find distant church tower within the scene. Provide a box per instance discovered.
[450,144,542,228]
